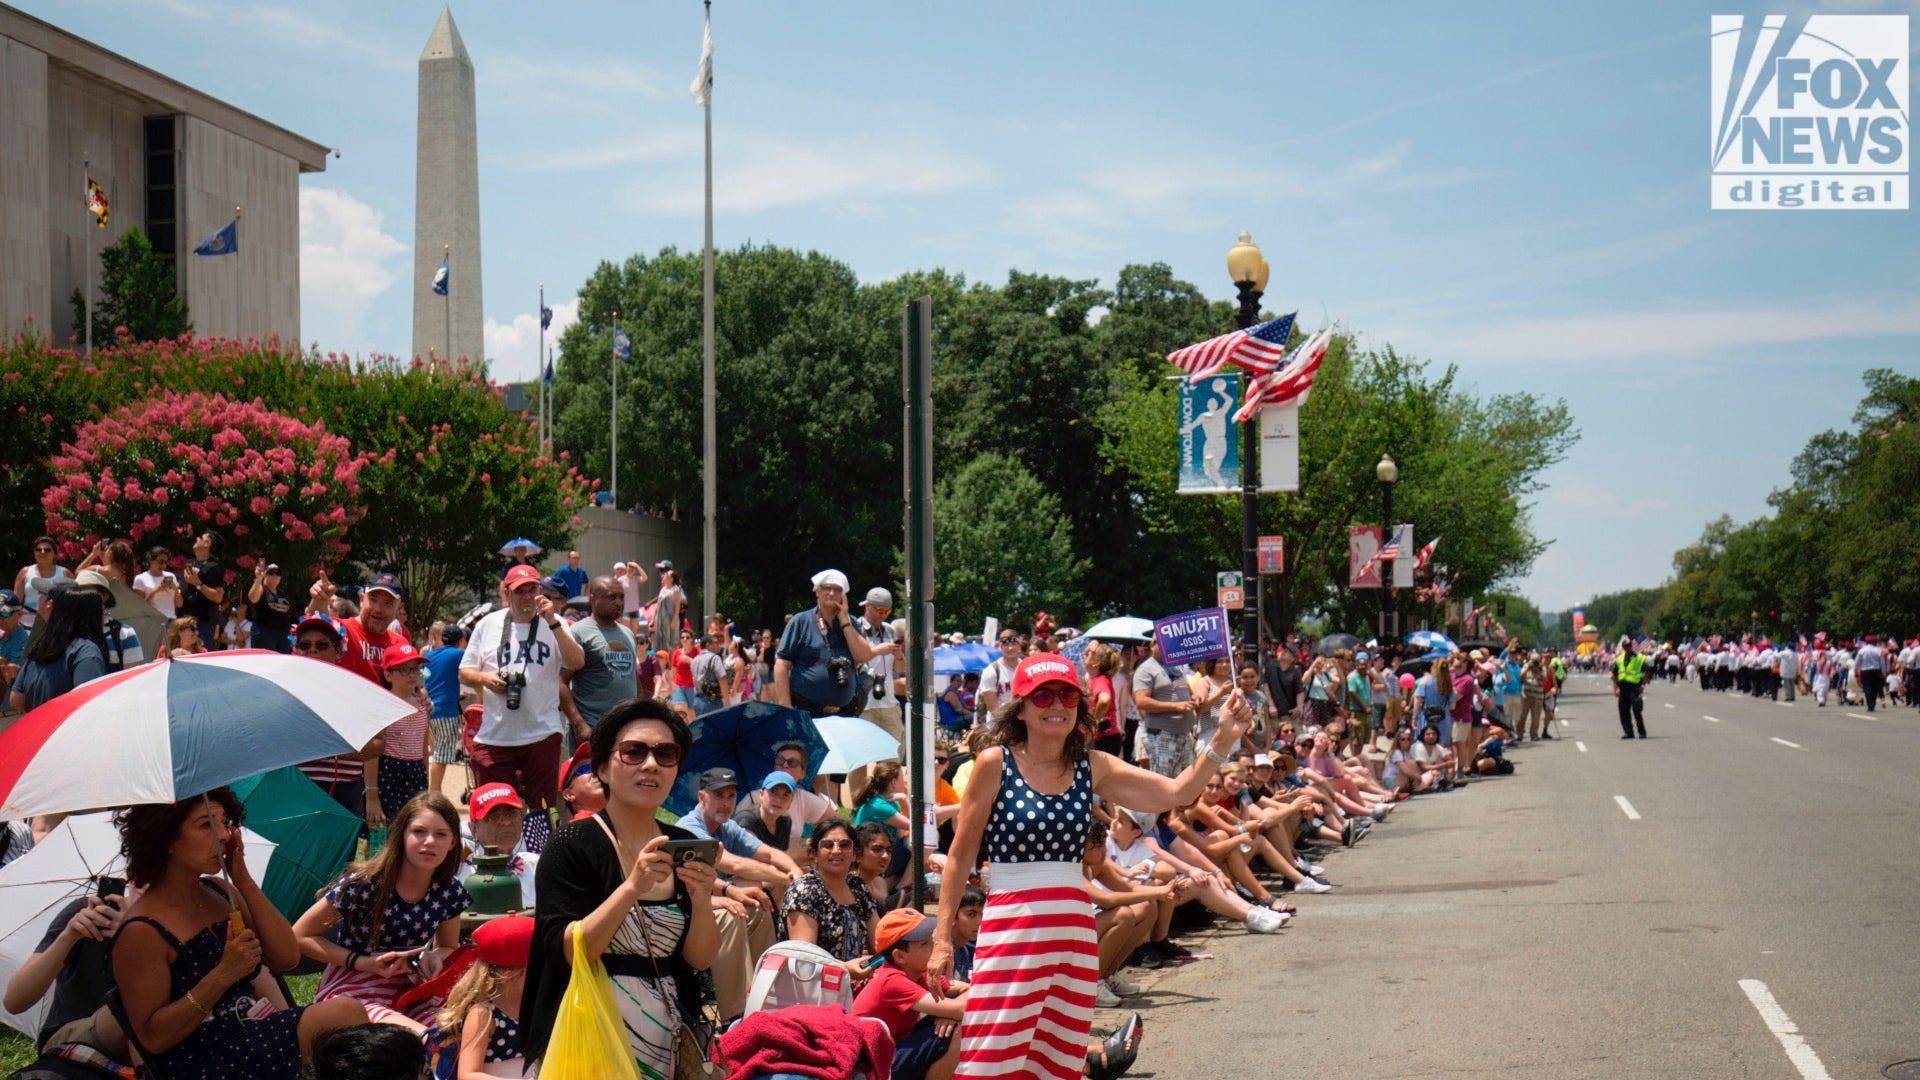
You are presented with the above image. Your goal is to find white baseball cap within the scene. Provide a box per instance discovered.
[811,569,850,591]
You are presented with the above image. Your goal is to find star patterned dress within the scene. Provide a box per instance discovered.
[313,874,471,1024]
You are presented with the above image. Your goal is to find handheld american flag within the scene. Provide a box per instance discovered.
[1233,324,1333,422]
[1166,313,1296,380]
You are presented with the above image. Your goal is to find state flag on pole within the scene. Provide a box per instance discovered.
[689,12,713,106]
[432,255,449,296]
[540,305,553,331]
[1165,313,1295,379]
[1233,324,1333,422]
[612,326,631,362]
[542,359,554,385]
[85,175,109,228]
[192,219,238,256]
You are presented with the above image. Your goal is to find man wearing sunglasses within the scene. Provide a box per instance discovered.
[739,741,840,863]
[246,562,295,653]
[976,630,1025,720]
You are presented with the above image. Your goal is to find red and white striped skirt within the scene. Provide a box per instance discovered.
[313,963,439,1026]
[956,861,1098,1079]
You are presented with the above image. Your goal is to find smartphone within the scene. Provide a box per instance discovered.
[95,875,126,899]
[662,839,720,867]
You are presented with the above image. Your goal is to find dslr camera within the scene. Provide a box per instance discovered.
[827,656,854,690]
[502,670,527,710]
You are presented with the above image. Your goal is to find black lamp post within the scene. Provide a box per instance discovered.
[1377,453,1398,642]
[1227,232,1270,657]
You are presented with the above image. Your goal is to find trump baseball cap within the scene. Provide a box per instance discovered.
[1011,653,1078,697]
[469,783,525,821]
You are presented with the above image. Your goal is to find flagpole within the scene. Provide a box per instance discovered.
[83,151,92,356]
[700,0,718,622]
[546,345,555,451]
[610,311,619,509]
[443,243,451,362]
[537,282,546,449]
[232,205,242,340]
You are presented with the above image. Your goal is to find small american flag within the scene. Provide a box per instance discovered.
[1233,324,1333,422]
[1166,313,1296,379]
[1415,537,1439,571]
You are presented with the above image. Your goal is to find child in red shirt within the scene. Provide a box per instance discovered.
[852,909,967,1080]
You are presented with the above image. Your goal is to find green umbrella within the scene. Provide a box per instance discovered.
[229,766,363,923]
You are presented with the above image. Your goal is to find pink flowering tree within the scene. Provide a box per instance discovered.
[41,391,368,575]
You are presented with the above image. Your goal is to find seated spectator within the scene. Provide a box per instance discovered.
[1412,726,1458,791]
[678,767,798,1022]
[4,882,142,1057]
[434,914,533,1080]
[557,743,606,823]
[300,1023,427,1080]
[111,789,367,1079]
[1080,820,1169,1007]
[739,740,840,864]
[1474,728,1515,775]
[851,908,969,1080]
[1167,780,1298,912]
[1110,808,1288,933]
[851,761,945,880]
[457,784,539,911]
[294,792,471,1032]
[949,885,984,981]
[158,615,206,660]
[1384,728,1444,795]
[778,819,878,964]
[852,823,893,899]
[733,770,798,851]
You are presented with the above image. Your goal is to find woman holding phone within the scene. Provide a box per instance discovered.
[522,698,718,1077]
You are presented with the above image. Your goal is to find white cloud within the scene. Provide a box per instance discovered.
[484,297,580,384]
[299,187,406,353]
[633,132,994,216]
[235,5,413,71]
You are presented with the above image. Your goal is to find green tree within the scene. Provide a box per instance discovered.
[923,453,1086,631]
[1481,592,1545,648]
[1578,586,1667,641]
[69,228,191,343]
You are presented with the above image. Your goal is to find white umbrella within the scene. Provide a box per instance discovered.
[1084,616,1154,644]
[812,716,905,775]
[0,813,277,1038]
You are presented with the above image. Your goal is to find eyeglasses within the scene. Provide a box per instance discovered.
[32,546,54,554]
[1028,686,1081,709]
[774,756,806,768]
[613,740,683,768]
[816,838,854,851]
[294,640,337,653]
[568,763,595,781]
[934,756,949,765]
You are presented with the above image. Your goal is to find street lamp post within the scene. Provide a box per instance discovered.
[1377,454,1398,643]
[1227,232,1270,659]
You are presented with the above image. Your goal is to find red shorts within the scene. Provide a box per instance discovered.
[468,734,563,810]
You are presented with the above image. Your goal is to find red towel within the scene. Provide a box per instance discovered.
[719,1005,894,1080]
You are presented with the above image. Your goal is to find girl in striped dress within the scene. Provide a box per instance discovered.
[930,653,1254,1080]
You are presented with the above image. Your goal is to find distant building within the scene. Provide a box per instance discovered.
[0,3,327,344]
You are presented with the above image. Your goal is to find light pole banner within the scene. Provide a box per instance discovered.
[1391,524,1414,588]
[1258,404,1299,492]
[1178,373,1240,494]
[1349,526,1383,589]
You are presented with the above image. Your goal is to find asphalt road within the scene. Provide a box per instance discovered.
[1107,674,1920,1079]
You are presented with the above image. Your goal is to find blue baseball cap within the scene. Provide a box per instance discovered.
[760,771,796,792]
[0,589,21,617]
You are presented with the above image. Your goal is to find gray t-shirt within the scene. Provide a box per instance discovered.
[567,618,638,725]
[1132,655,1192,734]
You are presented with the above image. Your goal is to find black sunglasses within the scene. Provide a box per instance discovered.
[613,740,683,768]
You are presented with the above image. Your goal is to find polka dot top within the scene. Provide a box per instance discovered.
[485,1005,525,1063]
[981,751,1094,864]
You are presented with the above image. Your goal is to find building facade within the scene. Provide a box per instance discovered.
[0,3,326,345]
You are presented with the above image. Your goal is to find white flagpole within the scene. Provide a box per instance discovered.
[700,0,717,619]
[538,282,546,449]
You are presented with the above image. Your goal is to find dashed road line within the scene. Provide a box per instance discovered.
[1613,795,1641,820]
[1846,713,1878,722]
[1702,715,1722,723]
[1770,737,1804,750]
[1575,741,1587,753]
[1663,702,1675,709]
[1738,979,1833,1080]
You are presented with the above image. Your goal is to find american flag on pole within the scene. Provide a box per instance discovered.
[1414,536,1439,572]
[1233,324,1333,422]
[1369,536,1402,565]
[1165,313,1296,380]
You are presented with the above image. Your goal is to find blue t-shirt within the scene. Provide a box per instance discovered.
[677,809,763,882]
[776,607,856,712]
[1415,674,1451,712]
[423,646,465,718]
[0,626,27,665]
[550,565,589,599]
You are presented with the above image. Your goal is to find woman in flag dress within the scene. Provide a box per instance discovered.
[929,652,1253,1080]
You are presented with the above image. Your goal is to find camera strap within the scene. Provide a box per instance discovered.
[510,614,540,678]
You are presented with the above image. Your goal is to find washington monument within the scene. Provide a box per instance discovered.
[412,6,482,364]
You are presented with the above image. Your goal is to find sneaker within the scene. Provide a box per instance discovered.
[1244,906,1288,933]
[1342,822,1355,847]
[1095,979,1122,1008]
[1370,802,1392,820]
[1107,972,1142,997]
[1307,862,1326,876]
[1293,877,1333,894]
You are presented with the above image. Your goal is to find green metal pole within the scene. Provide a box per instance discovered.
[903,296,934,907]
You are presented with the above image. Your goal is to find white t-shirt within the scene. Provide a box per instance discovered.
[133,570,178,618]
[858,617,898,708]
[460,610,569,747]
[978,657,1019,714]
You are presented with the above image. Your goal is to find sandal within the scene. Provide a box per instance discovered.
[1263,896,1296,915]
[1086,1011,1142,1080]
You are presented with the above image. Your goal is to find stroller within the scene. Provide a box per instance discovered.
[717,942,892,1079]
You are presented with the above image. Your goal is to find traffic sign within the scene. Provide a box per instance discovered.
[1216,570,1243,590]
[1217,586,1244,611]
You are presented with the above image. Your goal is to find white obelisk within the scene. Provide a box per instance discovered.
[412,6,482,364]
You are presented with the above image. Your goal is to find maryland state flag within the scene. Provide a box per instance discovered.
[85,175,109,228]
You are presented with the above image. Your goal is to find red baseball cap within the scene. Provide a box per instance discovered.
[503,565,542,590]
[1011,653,1078,698]
[559,742,594,791]
[382,643,424,670]
[472,913,534,967]
[469,783,525,821]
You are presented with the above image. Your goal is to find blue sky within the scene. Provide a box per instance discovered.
[27,0,1918,613]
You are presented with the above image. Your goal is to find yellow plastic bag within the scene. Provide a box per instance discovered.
[540,929,643,1080]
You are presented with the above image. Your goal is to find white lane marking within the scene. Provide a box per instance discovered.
[1575,741,1587,753]
[1738,979,1834,1080]
[1613,795,1641,820]
[1703,715,1722,723]
[1775,701,1793,707]
[1663,702,1676,709]
[1770,737,1804,750]
[1846,713,1877,722]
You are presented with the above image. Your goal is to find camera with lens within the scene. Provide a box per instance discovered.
[502,670,527,710]
[827,657,853,690]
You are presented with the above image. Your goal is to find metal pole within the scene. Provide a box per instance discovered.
[610,312,619,509]
[700,0,718,623]
[538,282,546,449]
[84,152,92,357]
[232,206,241,339]
[1381,482,1395,641]
[903,296,934,907]
[1234,283,1262,660]
[443,244,451,361]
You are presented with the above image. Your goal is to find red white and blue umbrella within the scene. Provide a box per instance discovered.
[0,649,408,820]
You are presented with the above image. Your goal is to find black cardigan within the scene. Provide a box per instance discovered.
[521,812,703,1066]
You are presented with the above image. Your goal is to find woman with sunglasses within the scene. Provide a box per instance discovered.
[777,819,879,963]
[930,652,1253,1080]
[13,535,72,632]
[523,698,718,1078]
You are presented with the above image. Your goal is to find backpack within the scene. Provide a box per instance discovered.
[740,940,854,1016]
[694,652,724,700]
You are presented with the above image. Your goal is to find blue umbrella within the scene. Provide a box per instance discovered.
[1405,630,1458,653]
[666,701,828,816]
[932,642,995,675]
[497,537,543,555]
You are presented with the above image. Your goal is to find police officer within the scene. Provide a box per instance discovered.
[1613,637,1648,739]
